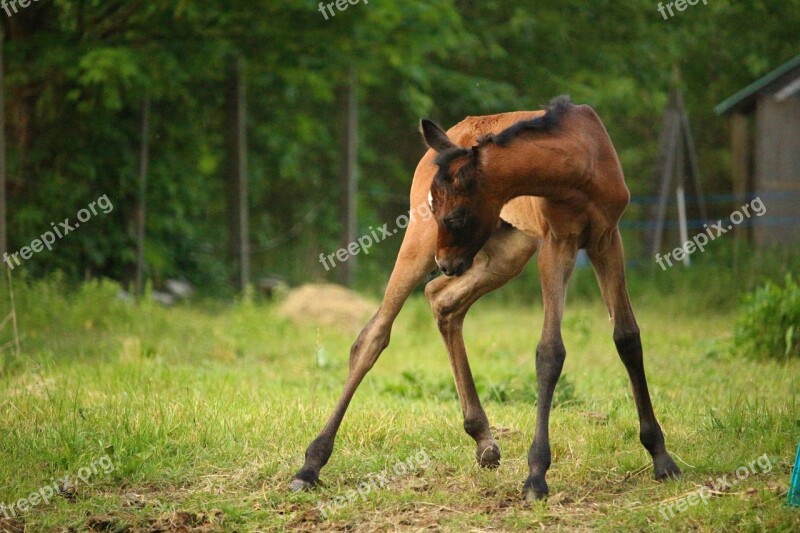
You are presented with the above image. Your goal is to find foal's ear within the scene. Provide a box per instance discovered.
[420,119,456,153]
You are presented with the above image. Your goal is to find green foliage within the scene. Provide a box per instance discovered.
[734,274,800,360]
[381,369,578,407]
[381,370,458,402]
[3,0,800,291]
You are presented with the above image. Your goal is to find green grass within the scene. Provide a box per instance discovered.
[0,277,798,531]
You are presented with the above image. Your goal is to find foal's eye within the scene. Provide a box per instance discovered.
[444,215,467,230]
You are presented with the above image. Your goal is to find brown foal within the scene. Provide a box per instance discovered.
[292,96,681,501]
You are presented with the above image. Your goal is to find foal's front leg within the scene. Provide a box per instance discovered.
[291,220,436,491]
[524,236,578,501]
[426,225,537,468]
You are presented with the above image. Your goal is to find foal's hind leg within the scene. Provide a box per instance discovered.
[524,235,579,501]
[587,229,681,481]
[425,224,537,468]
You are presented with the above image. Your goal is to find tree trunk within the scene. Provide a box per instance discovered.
[134,96,151,297]
[0,26,6,257]
[225,55,250,293]
[338,66,358,287]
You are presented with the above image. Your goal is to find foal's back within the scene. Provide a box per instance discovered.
[410,106,629,247]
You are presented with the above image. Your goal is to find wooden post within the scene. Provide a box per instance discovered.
[650,99,679,258]
[674,122,690,267]
[225,56,250,293]
[730,113,751,243]
[134,95,151,297]
[648,77,707,264]
[676,185,690,266]
[338,66,358,287]
[0,29,13,371]
[677,91,708,223]
[5,267,20,359]
[0,26,6,258]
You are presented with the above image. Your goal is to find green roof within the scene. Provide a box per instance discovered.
[715,54,800,115]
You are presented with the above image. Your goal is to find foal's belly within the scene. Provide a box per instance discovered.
[500,196,594,244]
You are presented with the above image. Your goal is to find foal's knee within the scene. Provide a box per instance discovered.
[348,314,391,373]
[613,327,641,353]
[535,339,566,366]
[425,283,462,328]
[534,340,566,390]
[613,328,643,365]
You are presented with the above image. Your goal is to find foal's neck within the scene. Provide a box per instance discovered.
[481,138,586,204]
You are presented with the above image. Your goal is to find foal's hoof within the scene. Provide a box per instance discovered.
[290,478,316,492]
[477,442,501,469]
[654,455,682,481]
[523,476,548,502]
[290,470,319,492]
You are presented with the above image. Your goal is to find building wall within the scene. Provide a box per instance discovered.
[753,94,800,246]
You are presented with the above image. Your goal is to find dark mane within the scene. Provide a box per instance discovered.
[480,95,573,147]
[432,147,471,187]
[430,95,573,188]
[433,147,470,170]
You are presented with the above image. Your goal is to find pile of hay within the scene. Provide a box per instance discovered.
[277,283,376,332]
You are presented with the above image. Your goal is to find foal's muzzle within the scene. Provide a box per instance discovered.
[435,255,472,277]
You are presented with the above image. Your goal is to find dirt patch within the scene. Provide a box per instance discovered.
[85,509,223,533]
[278,284,376,333]
[0,518,25,533]
[86,514,125,531]
[148,510,223,532]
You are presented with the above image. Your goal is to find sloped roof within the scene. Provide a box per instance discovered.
[715,54,800,115]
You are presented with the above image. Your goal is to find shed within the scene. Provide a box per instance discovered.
[715,54,800,246]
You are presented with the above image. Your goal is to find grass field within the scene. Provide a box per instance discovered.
[0,276,798,531]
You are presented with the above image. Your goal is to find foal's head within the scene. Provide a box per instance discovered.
[420,98,571,276]
[420,120,502,277]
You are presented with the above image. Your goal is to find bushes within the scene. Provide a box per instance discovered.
[733,274,800,360]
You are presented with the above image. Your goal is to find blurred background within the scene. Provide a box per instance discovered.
[0,3,799,530]
[0,0,799,300]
